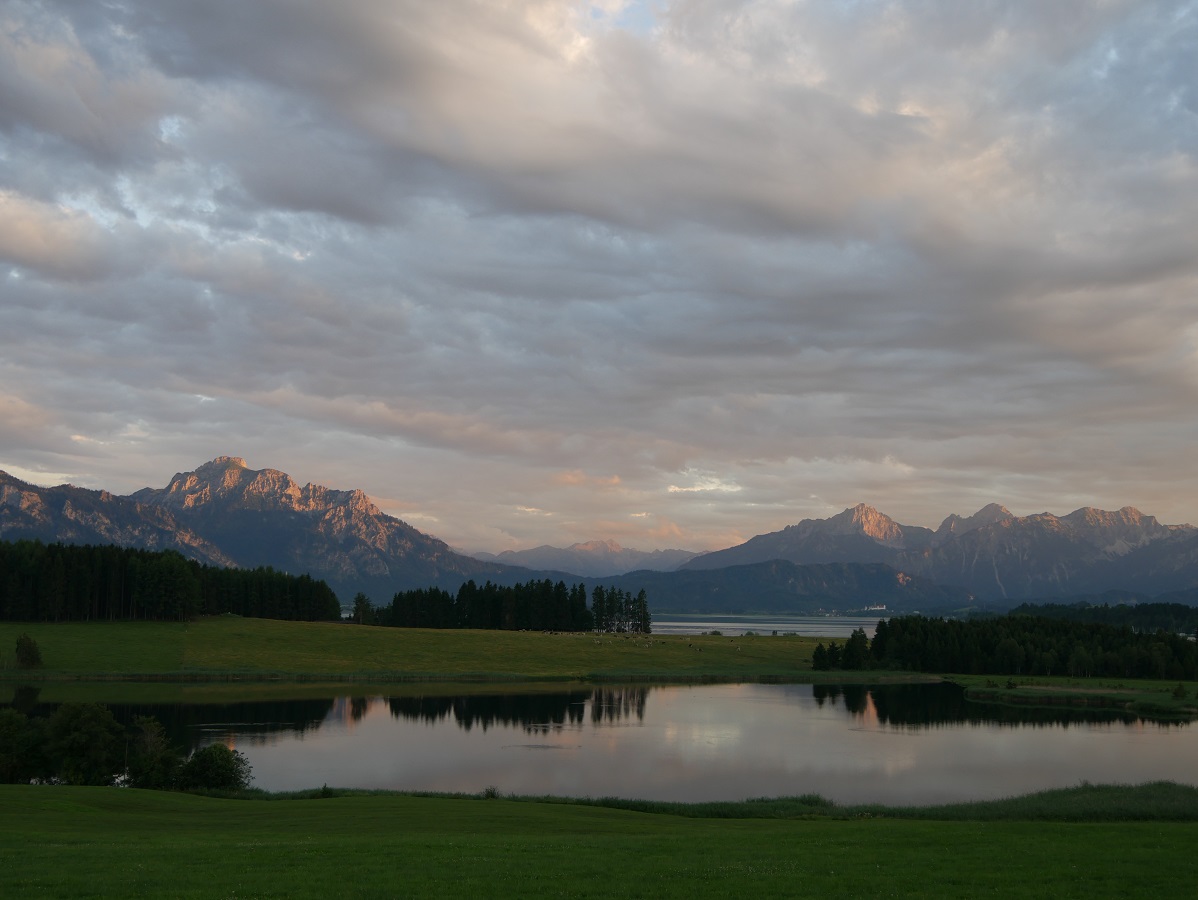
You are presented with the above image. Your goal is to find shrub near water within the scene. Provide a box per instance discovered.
[1,701,253,792]
[14,633,41,669]
[176,744,253,792]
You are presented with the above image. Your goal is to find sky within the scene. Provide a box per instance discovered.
[2,0,1197,554]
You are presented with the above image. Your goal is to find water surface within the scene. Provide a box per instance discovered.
[652,614,882,638]
[17,682,1191,806]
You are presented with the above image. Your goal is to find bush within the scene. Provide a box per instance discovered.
[45,702,124,786]
[177,743,253,791]
[15,634,41,669]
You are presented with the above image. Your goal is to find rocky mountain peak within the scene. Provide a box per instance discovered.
[1063,506,1148,528]
[206,455,248,470]
[0,478,49,518]
[343,488,382,516]
[155,457,258,509]
[147,458,382,516]
[936,503,1015,539]
[973,502,1014,523]
[115,456,507,599]
[1050,506,1168,555]
[827,504,905,544]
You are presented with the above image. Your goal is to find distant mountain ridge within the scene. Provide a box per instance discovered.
[604,560,972,614]
[471,539,698,577]
[684,502,1198,601]
[4,457,1198,611]
[684,503,935,571]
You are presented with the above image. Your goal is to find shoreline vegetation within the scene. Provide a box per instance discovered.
[3,617,1197,718]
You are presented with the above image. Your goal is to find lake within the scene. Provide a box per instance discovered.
[652,614,883,638]
[13,682,1194,805]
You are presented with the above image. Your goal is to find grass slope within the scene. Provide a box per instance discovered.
[2,785,1196,899]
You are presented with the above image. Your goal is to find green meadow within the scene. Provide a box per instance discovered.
[2,784,1196,899]
[4,618,1194,716]
[0,616,828,681]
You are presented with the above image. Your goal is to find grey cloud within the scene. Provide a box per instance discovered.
[2,0,1196,551]
[0,5,181,173]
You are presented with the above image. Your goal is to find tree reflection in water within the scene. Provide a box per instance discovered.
[8,681,1168,764]
[813,681,1158,728]
[386,686,650,734]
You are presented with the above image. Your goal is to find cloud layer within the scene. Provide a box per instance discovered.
[2,0,1196,551]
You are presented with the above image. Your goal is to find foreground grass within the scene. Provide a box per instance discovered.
[0,617,832,681]
[1,784,1195,899]
[545,780,1198,822]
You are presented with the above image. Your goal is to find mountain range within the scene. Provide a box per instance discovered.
[684,502,1198,601]
[3,456,1198,612]
[0,456,514,603]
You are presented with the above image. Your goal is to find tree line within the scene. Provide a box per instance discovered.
[0,701,251,791]
[0,540,342,622]
[1009,601,1198,636]
[813,614,1198,680]
[360,579,651,633]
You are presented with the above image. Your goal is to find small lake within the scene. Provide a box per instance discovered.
[11,682,1195,805]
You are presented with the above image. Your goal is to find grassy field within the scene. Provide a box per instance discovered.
[3,618,1194,718]
[2,784,1196,898]
[0,617,832,681]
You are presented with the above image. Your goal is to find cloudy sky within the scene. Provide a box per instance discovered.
[2,0,1196,554]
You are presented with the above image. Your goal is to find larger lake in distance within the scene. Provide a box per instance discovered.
[652,614,883,638]
[35,682,1195,806]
